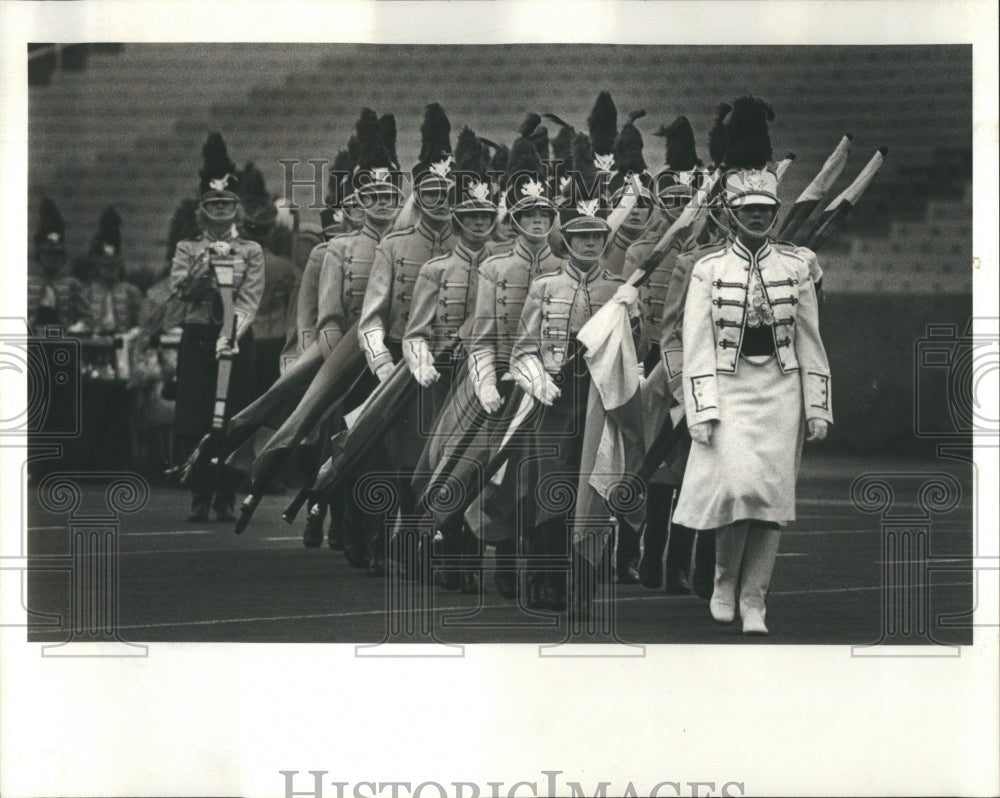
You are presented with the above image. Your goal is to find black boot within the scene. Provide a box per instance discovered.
[493,537,518,600]
[460,526,482,595]
[616,521,641,584]
[638,483,671,589]
[302,502,324,548]
[691,529,716,600]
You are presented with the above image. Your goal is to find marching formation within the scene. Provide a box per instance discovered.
[35,89,887,635]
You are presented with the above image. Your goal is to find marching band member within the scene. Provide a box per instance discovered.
[28,198,90,333]
[171,132,264,523]
[672,97,833,635]
[510,199,635,612]
[304,109,403,551]
[601,109,652,276]
[622,115,711,593]
[403,130,497,590]
[356,101,455,572]
[466,171,564,599]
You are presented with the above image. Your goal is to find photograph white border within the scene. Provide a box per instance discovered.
[2,2,997,796]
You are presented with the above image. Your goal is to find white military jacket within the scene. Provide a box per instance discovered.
[402,239,486,371]
[682,236,833,427]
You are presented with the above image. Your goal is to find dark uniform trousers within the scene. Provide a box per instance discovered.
[175,323,256,516]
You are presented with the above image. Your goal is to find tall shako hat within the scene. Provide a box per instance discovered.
[198,132,239,201]
[504,113,555,217]
[560,99,614,231]
[352,107,404,200]
[588,90,618,173]
[88,206,122,258]
[608,108,652,207]
[239,162,278,234]
[34,197,66,253]
[560,197,612,240]
[722,95,779,208]
[652,115,703,209]
[542,112,576,198]
[412,102,454,216]
[451,125,496,213]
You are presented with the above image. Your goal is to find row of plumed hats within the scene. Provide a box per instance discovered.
[33,139,288,262]
[33,199,124,261]
[306,91,779,225]
[32,91,779,256]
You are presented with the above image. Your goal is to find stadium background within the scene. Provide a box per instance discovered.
[27,43,973,453]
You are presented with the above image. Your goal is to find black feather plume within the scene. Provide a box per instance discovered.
[355,107,391,170]
[707,103,732,168]
[418,102,452,164]
[587,91,618,157]
[34,197,66,247]
[658,115,700,171]
[542,113,573,130]
[571,132,597,188]
[519,113,541,138]
[725,96,774,170]
[199,131,236,193]
[508,136,542,178]
[613,109,647,174]
[454,126,488,180]
[97,206,122,253]
[530,125,550,161]
[379,114,399,170]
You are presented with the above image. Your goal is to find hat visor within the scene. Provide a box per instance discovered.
[727,192,778,208]
[201,189,239,203]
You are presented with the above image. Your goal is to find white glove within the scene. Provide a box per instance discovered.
[532,373,561,406]
[613,284,640,315]
[413,363,440,388]
[375,362,395,383]
[216,336,238,359]
[689,420,714,445]
[477,383,503,414]
[806,419,828,442]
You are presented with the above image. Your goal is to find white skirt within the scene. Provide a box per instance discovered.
[672,354,804,530]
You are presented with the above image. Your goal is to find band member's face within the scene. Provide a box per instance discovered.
[203,199,238,223]
[362,188,401,222]
[38,248,65,274]
[567,231,606,259]
[735,203,777,234]
[457,211,495,236]
[516,207,554,238]
[624,203,651,228]
[658,187,693,221]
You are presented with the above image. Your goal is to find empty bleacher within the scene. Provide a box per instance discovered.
[29,43,972,289]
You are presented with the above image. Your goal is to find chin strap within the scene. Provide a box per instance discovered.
[509,214,554,242]
[727,208,778,240]
[451,214,497,244]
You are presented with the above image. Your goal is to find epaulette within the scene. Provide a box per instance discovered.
[420,252,451,270]
[534,268,560,281]
[383,225,416,240]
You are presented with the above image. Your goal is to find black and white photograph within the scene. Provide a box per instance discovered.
[2,2,997,797]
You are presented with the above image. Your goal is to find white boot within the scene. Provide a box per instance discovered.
[710,522,748,624]
[739,526,781,635]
